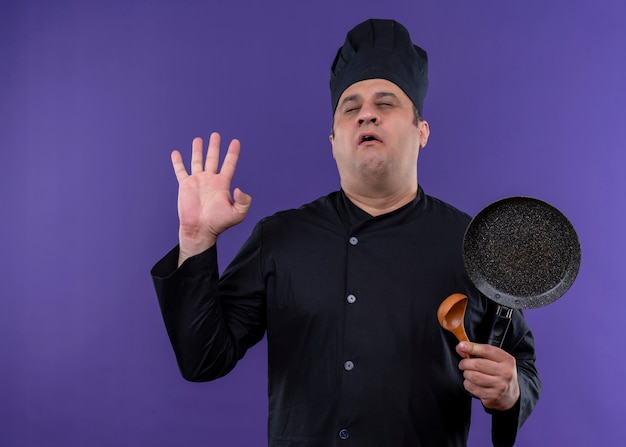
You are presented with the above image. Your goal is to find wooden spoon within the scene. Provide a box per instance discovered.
[437,293,470,358]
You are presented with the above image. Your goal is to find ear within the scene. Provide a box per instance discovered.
[418,120,430,149]
[329,133,336,159]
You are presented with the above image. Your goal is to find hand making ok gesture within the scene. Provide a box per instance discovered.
[171,132,252,266]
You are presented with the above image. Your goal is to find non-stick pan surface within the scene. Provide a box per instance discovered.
[463,197,581,310]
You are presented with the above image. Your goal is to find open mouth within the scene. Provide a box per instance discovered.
[358,133,383,144]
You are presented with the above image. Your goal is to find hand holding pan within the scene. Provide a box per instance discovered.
[439,196,581,348]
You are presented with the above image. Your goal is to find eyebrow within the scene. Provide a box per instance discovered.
[373,91,400,101]
[339,94,360,107]
[339,91,401,107]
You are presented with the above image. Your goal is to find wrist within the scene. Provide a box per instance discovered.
[178,230,217,266]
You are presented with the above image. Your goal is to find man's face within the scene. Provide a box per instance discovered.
[329,79,429,195]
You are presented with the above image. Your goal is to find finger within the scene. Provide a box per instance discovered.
[457,342,507,362]
[463,371,519,410]
[204,132,221,173]
[458,357,499,376]
[463,378,499,403]
[462,376,489,397]
[171,150,189,182]
[219,138,241,179]
[462,368,499,388]
[233,187,252,215]
[190,137,205,175]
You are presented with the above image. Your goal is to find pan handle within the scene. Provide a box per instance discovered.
[488,305,513,348]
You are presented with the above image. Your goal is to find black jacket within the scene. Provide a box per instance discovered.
[152,187,541,447]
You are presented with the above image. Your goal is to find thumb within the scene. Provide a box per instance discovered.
[233,187,252,214]
[456,341,475,358]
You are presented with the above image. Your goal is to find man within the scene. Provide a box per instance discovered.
[152,19,541,447]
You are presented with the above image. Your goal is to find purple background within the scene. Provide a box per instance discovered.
[2,0,624,445]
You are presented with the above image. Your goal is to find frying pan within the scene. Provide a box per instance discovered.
[462,196,581,347]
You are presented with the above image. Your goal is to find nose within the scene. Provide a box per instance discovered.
[357,102,379,125]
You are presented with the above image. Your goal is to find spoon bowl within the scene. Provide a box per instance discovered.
[437,293,470,358]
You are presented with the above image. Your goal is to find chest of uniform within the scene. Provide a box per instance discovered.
[264,226,451,330]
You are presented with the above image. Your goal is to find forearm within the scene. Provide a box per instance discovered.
[489,362,540,446]
[151,245,241,381]
[490,327,542,446]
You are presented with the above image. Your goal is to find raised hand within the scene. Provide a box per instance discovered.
[171,132,252,266]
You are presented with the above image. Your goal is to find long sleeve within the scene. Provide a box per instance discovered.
[479,303,542,447]
[490,313,542,447]
[150,242,266,382]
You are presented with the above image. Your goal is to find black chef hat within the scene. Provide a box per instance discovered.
[330,19,428,115]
